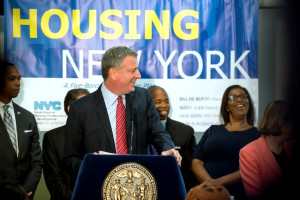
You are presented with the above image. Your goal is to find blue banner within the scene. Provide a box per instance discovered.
[5,0,258,79]
[4,0,258,132]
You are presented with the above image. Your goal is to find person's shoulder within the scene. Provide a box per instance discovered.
[70,91,95,109]
[134,86,147,94]
[207,124,224,131]
[241,135,263,151]
[44,125,65,136]
[43,125,65,145]
[168,118,194,130]
[12,102,34,116]
[245,126,261,136]
[128,86,149,101]
[76,91,94,104]
[202,124,225,135]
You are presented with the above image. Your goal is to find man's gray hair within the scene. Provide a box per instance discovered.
[101,46,137,80]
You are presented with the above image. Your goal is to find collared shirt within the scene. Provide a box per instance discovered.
[161,119,167,128]
[0,101,19,156]
[101,83,126,150]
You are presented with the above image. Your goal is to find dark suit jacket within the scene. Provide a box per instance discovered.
[43,125,74,200]
[63,86,175,176]
[0,102,42,196]
[165,117,196,191]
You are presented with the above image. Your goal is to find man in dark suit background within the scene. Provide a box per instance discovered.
[0,61,43,200]
[43,88,90,200]
[63,46,182,179]
[148,85,197,192]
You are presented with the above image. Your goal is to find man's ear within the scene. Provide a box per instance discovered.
[109,68,118,80]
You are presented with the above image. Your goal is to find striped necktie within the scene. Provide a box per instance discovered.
[3,105,17,153]
[116,96,127,154]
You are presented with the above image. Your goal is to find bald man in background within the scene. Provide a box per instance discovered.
[148,85,197,191]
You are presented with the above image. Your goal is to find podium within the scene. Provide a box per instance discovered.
[72,154,187,200]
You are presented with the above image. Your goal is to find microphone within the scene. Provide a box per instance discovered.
[129,104,134,154]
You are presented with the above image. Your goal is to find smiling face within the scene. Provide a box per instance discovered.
[0,65,21,104]
[113,56,141,95]
[226,87,249,120]
[150,87,170,120]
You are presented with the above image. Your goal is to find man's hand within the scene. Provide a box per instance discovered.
[161,148,182,167]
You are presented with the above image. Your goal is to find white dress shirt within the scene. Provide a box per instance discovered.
[101,83,126,150]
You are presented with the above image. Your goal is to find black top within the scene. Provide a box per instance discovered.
[194,125,260,200]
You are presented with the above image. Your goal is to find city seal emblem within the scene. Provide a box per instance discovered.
[102,162,157,200]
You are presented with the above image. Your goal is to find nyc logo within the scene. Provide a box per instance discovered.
[34,101,61,110]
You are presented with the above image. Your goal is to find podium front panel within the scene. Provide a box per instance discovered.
[72,154,187,200]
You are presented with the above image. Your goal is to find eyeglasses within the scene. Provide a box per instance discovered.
[228,94,248,101]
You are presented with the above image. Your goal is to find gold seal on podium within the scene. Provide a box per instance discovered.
[102,162,157,200]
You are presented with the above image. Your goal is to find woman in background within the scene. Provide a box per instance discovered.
[239,100,295,199]
[191,85,260,200]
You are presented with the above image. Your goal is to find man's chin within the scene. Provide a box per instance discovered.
[159,116,168,120]
[127,86,135,93]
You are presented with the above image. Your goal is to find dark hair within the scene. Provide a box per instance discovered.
[220,85,254,125]
[101,46,137,80]
[64,88,90,115]
[0,61,16,92]
[258,100,289,136]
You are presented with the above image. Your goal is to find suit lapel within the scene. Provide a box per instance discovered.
[125,92,136,153]
[94,86,115,150]
[166,118,176,140]
[125,92,134,138]
[14,103,25,157]
[258,136,282,177]
[0,105,18,156]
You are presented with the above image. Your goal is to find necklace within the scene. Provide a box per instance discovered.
[227,122,248,128]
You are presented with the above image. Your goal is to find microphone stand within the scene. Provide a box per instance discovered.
[129,104,134,154]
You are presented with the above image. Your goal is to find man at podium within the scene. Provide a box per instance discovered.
[63,46,182,183]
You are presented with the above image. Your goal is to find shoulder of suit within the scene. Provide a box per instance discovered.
[127,86,148,101]
[13,102,34,116]
[45,125,65,135]
[133,86,146,93]
[43,126,65,144]
[168,118,194,131]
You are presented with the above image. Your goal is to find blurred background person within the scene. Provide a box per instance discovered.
[239,100,296,199]
[43,88,90,200]
[0,61,42,200]
[148,85,196,191]
[191,84,260,200]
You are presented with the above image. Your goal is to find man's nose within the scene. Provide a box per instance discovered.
[135,69,141,79]
[16,80,21,86]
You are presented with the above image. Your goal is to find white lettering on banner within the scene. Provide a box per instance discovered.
[178,51,203,79]
[62,50,143,78]
[62,49,251,79]
[207,51,226,79]
[62,50,84,78]
[231,50,251,79]
[155,50,177,79]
